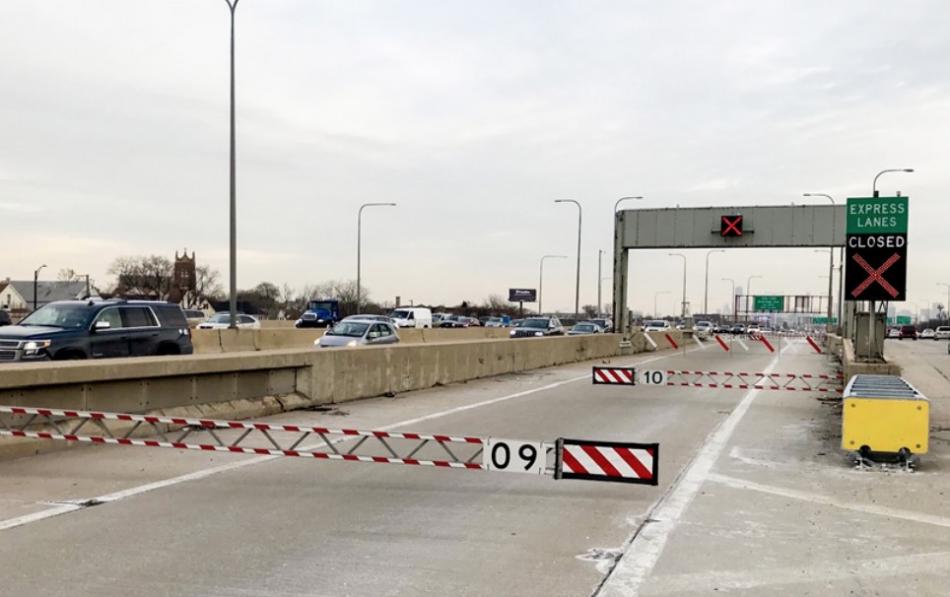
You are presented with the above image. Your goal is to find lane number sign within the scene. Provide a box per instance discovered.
[485,439,545,475]
[639,370,668,385]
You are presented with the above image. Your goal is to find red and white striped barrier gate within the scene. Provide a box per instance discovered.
[592,366,636,385]
[664,333,679,350]
[0,405,659,486]
[555,439,658,486]
[636,369,843,393]
[806,336,823,354]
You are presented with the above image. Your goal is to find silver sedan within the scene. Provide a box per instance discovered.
[315,319,400,348]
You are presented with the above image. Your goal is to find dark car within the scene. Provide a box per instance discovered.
[730,324,746,335]
[440,315,471,328]
[899,325,918,340]
[0,299,193,362]
[509,317,564,338]
[587,318,613,333]
[0,310,10,326]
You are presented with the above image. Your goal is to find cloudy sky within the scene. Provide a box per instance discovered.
[2,1,947,315]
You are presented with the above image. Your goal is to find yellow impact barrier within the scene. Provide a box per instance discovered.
[842,375,928,465]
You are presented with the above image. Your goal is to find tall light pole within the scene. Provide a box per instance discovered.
[746,274,762,322]
[668,253,687,319]
[554,199,582,320]
[225,0,240,329]
[704,249,725,316]
[614,196,643,213]
[722,278,736,322]
[870,168,914,357]
[814,249,834,327]
[654,291,670,319]
[597,249,603,317]
[804,193,839,331]
[357,202,397,312]
[33,264,47,312]
[539,255,567,315]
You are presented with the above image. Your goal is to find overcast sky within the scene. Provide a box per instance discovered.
[2,1,948,315]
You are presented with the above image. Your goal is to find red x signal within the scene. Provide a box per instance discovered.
[851,253,901,299]
[721,215,743,237]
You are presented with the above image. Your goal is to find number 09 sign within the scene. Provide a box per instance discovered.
[485,438,546,475]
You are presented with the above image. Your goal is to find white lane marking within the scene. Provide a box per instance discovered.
[708,473,950,529]
[0,349,685,532]
[596,353,780,597]
[641,550,950,595]
[0,503,81,531]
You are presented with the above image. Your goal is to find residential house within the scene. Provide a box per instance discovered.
[0,279,96,316]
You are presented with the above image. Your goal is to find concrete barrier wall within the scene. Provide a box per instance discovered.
[192,327,513,354]
[0,334,631,459]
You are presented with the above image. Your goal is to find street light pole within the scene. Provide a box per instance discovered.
[539,255,567,315]
[870,168,914,358]
[555,200,582,320]
[225,0,240,329]
[668,253,687,318]
[746,275,762,322]
[356,202,397,313]
[33,264,47,312]
[722,278,736,322]
[654,290,670,319]
[614,196,643,213]
[804,193,838,331]
[597,249,604,317]
[704,250,724,316]
[814,249,834,328]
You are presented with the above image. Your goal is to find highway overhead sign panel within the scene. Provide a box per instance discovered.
[845,197,908,301]
[753,295,784,312]
[509,288,537,302]
[618,205,845,249]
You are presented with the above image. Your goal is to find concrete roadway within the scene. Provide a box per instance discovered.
[1,338,948,596]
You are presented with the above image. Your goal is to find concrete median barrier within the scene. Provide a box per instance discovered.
[191,327,513,354]
[0,334,630,460]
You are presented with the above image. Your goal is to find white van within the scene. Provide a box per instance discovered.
[389,307,432,329]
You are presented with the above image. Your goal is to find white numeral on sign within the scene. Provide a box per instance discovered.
[485,439,545,475]
[639,370,668,385]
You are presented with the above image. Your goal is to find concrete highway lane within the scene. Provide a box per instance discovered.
[6,338,944,596]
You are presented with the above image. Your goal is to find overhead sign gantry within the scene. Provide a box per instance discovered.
[612,205,847,334]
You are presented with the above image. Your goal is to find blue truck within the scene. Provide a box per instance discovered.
[295,299,342,328]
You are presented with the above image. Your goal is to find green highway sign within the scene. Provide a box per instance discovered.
[887,316,913,325]
[846,197,908,234]
[813,316,838,325]
[753,295,784,312]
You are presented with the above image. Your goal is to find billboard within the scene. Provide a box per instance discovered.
[508,288,537,302]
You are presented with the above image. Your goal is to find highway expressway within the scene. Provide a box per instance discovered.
[1,338,949,596]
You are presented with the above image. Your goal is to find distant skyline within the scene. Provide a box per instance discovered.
[2,1,948,314]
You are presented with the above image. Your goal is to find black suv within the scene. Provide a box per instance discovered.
[509,317,564,338]
[0,299,193,362]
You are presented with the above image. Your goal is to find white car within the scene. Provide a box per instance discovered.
[197,313,261,330]
[887,328,900,338]
[694,321,713,340]
[643,320,671,332]
[920,328,936,339]
[935,326,950,340]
